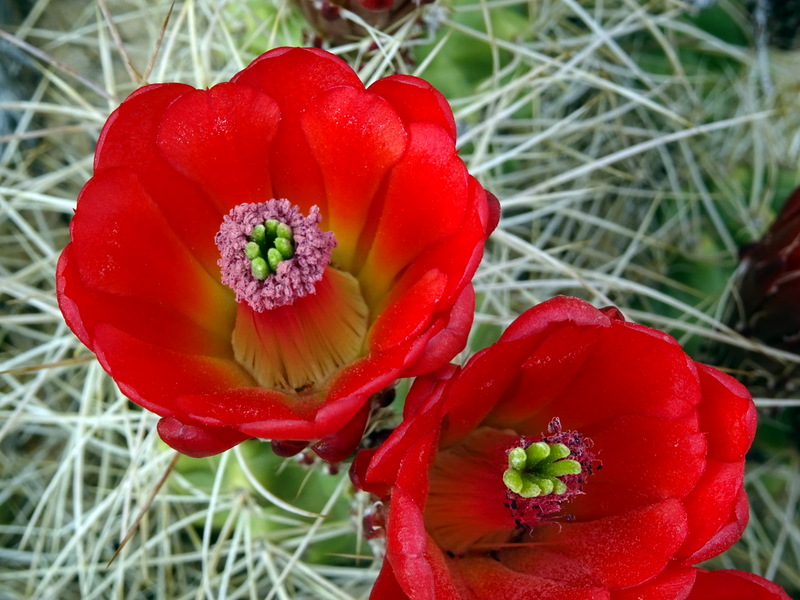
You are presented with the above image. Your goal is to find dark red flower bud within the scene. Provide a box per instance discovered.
[290,0,430,45]
[725,186,800,393]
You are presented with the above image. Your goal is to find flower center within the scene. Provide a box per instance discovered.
[216,199,336,312]
[502,442,582,498]
[502,418,596,532]
[423,419,597,555]
[245,218,295,280]
[217,199,369,393]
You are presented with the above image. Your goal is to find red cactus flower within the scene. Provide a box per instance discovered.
[350,296,783,599]
[57,47,498,460]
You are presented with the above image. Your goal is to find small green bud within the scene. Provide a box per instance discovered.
[541,443,571,463]
[508,447,528,471]
[250,224,266,246]
[276,222,293,240]
[267,248,283,273]
[274,237,294,260]
[251,257,268,280]
[534,476,554,496]
[525,442,551,466]
[518,474,543,498]
[244,241,262,260]
[503,469,524,494]
[540,459,582,478]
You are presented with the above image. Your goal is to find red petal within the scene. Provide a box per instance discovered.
[539,499,689,588]
[451,556,610,600]
[58,241,233,355]
[404,284,475,377]
[385,486,437,600]
[157,417,250,457]
[685,569,791,600]
[610,567,696,600]
[310,399,371,462]
[485,318,602,431]
[370,562,410,600]
[232,47,363,111]
[56,246,92,348]
[314,342,420,434]
[497,302,700,431]
[380,176,489,309]
[368,269,448,353]
[157,82,280,211]
[93,83,223,277]
[176,388,317,439]
[364,401,443,506]
[676,460,749,563]
[92,323,253,417]
[696,363,756,462]
[437,336,537,446]
[499,296,612,342]
[358,121,469,305]
[568,414,706,521]
[300,85,407,270]
[69,169,233,334]
[484,189,501,235]
[368,74,457,141]
[424,428,521,553]
[232,48,362,216]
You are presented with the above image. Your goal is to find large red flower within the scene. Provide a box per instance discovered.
[351,296,786,599]
[57,47,497,460]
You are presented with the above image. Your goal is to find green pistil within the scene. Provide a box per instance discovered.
[246,220,295,280]
[503,442,582,499]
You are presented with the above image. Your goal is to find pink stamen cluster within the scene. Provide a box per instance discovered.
[216,199,336,312]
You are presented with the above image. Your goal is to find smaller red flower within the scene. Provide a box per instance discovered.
[351,296,781,599]
[57,47,498,460]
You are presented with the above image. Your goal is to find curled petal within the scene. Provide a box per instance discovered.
[676,463,749,563]
[157,417,250,458]
[685,569,791,600]
[696,363,757,462]
[404,285,475,377]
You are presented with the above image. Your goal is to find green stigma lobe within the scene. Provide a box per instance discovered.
[246,219,296,277]
[267,248,282,272]
[251,257,269,280]
[504,441,582,499]
[274,237,293,260]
